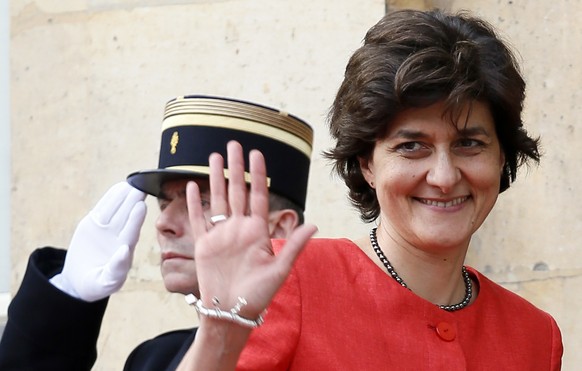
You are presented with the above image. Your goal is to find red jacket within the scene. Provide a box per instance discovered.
[238,239,563,370]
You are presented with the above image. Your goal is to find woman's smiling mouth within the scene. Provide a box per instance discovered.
[416,196,469,208]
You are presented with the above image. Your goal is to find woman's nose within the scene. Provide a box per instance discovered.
[426,151,461,193]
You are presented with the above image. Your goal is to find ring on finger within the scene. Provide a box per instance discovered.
[209,214,228,225]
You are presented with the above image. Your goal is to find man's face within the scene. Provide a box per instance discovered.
[154,177,299,296]
[155,178,210,295]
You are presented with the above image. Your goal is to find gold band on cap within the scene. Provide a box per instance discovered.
[163,114,312,158]
[165,165,272,186]
[164,96,313,158]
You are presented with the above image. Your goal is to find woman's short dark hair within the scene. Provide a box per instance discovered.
[324,9,540,222]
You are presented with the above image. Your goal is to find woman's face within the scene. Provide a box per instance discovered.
[360,101,504,253]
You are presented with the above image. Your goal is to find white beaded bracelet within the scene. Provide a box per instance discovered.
[185,294,265,328]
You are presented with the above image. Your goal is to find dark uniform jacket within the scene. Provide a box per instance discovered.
[0,247,197,371]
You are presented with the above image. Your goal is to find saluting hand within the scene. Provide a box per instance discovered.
[50,182,147,302]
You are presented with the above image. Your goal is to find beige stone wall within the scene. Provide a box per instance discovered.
[9,0,580,369]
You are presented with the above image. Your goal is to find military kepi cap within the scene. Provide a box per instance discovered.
[127,95,313,210]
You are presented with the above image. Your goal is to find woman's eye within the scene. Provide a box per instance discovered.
[393,141,429,159]
[458,138,481,147]
[397,141,423,151]
[455,138,486,155]
[457,138,486,149]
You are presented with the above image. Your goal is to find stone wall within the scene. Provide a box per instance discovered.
[10,0,580,369]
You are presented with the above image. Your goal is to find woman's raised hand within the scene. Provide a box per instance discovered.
[186,140,317,321]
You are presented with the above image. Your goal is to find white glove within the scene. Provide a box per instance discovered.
[50,181,147,302]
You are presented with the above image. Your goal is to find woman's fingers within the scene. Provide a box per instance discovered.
[249,149,269,221]
[208,141,270,221]
[189,141,316,320]
[226,141,248,216]
[275,224,318,273]
[209,152,228,221]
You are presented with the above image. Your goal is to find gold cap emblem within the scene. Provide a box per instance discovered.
[170,131,179,154]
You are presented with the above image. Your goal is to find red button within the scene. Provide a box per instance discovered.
[435,321,456,341]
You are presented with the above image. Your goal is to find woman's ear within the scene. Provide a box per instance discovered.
[358,155,375,189]
[268,209,300,238]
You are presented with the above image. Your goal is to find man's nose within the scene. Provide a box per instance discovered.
[155,203,186,237]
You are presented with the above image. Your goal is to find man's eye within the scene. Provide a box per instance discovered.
[200,199,211,210]
[158,200,169,211]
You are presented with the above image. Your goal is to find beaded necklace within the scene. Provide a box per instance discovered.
[369,228,472,311]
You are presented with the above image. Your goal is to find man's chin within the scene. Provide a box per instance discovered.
[161,274,199,295]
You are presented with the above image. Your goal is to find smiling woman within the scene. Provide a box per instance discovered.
[176,9,562,371]
[359,101,504,254]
